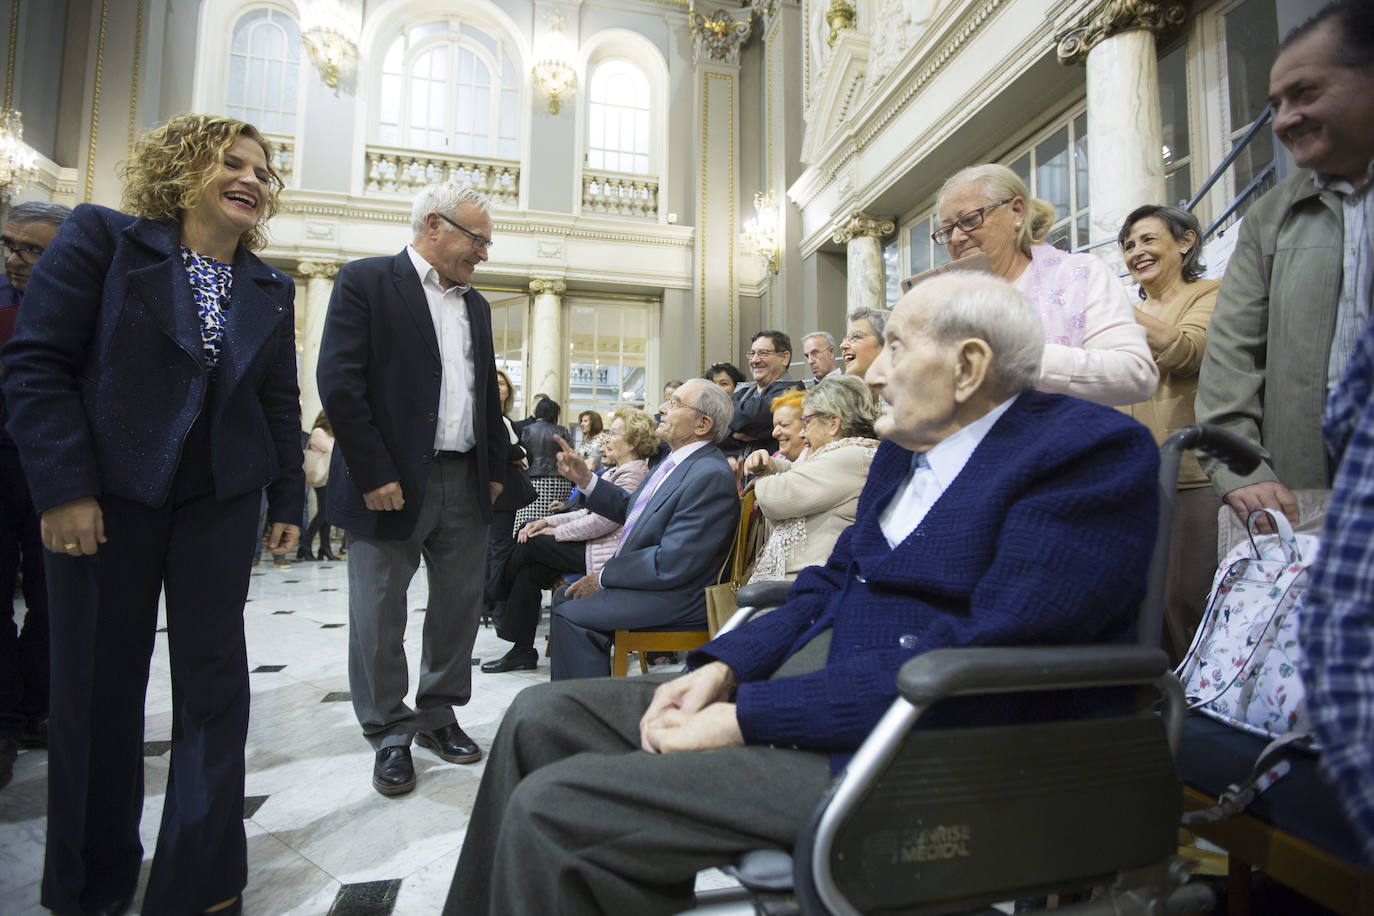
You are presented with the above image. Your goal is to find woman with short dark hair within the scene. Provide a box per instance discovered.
[517,398,573,529]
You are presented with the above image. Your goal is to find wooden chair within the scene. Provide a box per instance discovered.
[611,489,762,677]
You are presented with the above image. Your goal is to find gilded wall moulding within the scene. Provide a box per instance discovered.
[832,210,895,244]
[297,260,340,279]
[1055,0,1188,65]
[689,1,754,64]
[529,278,567,295]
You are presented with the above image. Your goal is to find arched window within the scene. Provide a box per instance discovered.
[586,60,650,175]
[226,8,301,135]
[377,21,519,159]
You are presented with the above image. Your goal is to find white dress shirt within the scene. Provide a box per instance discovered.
[879,397,1017,548]
[406,245,476,452]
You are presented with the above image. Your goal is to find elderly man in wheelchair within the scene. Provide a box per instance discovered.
[443,272,1176,916]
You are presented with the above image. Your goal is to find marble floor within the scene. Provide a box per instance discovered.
[0,556,734,915]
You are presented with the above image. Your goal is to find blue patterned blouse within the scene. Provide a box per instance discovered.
[180,246,234,371]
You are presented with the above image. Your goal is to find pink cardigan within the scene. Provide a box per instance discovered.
[543,459,649,575]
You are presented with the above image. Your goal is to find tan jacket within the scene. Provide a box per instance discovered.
[1123,278,1219,487]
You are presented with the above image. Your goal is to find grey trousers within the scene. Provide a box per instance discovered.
[347,455,488,749]
[444,637,834,916]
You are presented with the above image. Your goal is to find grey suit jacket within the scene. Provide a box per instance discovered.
[581,441,739,628]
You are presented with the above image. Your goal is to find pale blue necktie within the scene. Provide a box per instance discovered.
[615,457,676,554]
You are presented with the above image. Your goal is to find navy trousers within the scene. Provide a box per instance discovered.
[41,444,259,914]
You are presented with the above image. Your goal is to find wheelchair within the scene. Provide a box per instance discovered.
[686,426,1272,915]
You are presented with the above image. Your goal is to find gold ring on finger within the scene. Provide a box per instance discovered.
[64,543,79,550]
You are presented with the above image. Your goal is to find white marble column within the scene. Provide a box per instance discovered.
[833,211,894,315]
[1058,1,1185,264]
[297,260,340,428]
[1086,30,1165,254]
[526,278,566,411]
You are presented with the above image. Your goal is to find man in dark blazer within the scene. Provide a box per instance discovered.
[724,329,804,456]
[317,182,506,797]
[443,273,1160,915]
[548,377,739,679]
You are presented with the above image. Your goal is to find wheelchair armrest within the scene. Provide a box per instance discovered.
[897,645,1173,705]
[734,580,791,609]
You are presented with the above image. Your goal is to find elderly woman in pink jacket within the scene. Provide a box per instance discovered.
[480,408,659,673]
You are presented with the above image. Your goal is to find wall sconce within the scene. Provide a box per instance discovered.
[301,0,360,93]
[0,109,38,204]
[533,14,577,115]
[743,191,781,274]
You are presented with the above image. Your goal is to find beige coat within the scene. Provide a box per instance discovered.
[749,437,877,582]
[1122,278,1219,488]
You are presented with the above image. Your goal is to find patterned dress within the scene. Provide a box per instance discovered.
[181,247,233,371]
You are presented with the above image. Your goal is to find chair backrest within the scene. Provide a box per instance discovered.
[729,487,765,587]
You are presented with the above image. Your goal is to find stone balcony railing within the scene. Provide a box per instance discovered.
[364,145,520,206]
[262,133,296,186]
[581,170,659,220]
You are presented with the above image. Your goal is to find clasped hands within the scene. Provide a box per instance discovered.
[639,661,744,754]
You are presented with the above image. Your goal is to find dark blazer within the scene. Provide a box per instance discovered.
[578,440,739,628]
[0,204,304,522]
[694,390,1160,772]
[725,373,805,455]
[318,249,506,539]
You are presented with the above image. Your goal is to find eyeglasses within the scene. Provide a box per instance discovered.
[666,395,707,416]
[844,331,869,344]
[747,348,778,359]
[1,238,45,263]
[931,198,1014,245]
[437,212,494,250]
[799,412,829,425]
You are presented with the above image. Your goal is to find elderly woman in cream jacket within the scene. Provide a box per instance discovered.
[743,375,879,582]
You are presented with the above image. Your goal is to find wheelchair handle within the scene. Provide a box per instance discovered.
[1162,424,1262,475]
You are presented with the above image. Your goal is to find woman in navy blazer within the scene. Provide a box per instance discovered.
[1,115,303,915]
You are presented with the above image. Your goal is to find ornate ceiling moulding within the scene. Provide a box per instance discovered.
[831,210,895,244]
[689,1,754,64]
[1055,0,1188,65]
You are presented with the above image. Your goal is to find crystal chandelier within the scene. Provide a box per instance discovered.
[301,0,360,92]
[743,191,781,274]
[0,109,38,203]
[532,14,577,115]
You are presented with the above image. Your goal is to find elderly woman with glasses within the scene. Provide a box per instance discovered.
[743,375,879,582]
[933,163,1157,406]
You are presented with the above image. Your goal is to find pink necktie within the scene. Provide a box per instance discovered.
[615,457,676,554]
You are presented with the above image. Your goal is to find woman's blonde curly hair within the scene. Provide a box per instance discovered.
[120,114,283,252]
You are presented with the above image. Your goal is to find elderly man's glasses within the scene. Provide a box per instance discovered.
[666,395,707,416]
[1,238,44,263]
[437,213,494,250]
[931,198,1013,245]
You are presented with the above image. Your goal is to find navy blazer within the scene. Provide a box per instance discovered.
[693,390,1160,772]
[0,204,304,522]
[579,440,739,628]
[318,249,506,539]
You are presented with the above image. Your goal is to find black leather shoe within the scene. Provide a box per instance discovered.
[480,647,538,673]
[415,723,482,764]
[372,745,416,796]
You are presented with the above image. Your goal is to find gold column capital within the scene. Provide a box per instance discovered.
[529,278,567,296]
[689,1,754,65]
[832,211,895,245]
[1056,0,1188,65]
[298,260,340,279]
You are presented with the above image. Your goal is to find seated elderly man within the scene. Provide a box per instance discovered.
[547,377,740,680]
[443,273,1159,916]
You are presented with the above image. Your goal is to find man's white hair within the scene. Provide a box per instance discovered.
[681,378,735,444]
[915,272,1044,396]
[410,182,491,235]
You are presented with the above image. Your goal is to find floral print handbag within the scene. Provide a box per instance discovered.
[1175,508,1322,747]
